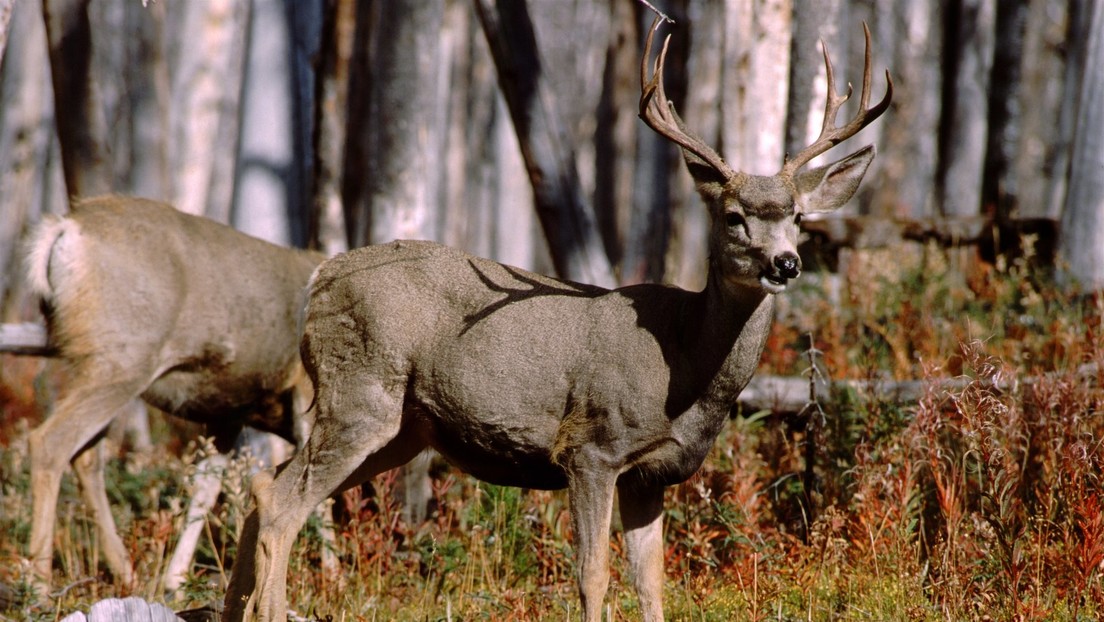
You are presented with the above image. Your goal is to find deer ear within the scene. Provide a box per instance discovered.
[794,144,875,214]
[684,150,728,204]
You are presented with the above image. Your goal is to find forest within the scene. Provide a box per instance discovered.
[1,0,1102,620]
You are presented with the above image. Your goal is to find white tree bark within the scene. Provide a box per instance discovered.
[166,0,249,220]
[723,0,792,175]
[1059,2,1104,288]
[232,0,296,246]
[0,0,67,321]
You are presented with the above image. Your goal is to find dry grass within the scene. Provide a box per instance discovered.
[2,242,1102,621]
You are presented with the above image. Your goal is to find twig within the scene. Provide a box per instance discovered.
[49,576,95,599]
[636,0,674,24]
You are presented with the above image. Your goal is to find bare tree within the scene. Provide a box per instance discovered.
[344,0,447,248]
[1059,1,1104,288]
[474,0,616,287]
[42,0,112,197]
[938,0,994,218]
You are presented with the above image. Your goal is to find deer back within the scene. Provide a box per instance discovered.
[26,195,324,433]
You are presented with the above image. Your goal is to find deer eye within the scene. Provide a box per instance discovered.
[725,212,746,231]
[794,212,803,226]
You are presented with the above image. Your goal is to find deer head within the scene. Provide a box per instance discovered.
[640,17,893,294]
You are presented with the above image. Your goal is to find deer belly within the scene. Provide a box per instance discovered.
[143,368,272,422]
[424,415,567,490]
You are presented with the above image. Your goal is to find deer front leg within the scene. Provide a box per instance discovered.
[224,374,424,621]
[618,484,666,622]
[72,440,136,587]
[567,460,617,622]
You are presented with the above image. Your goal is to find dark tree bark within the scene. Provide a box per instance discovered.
[937,0,994,218]
[473,0,616,288]
[42,0,112,197]
[309,0,354,255]
[980,1,1027,220]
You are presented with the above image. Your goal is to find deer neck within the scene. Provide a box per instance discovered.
[679,267,774,412]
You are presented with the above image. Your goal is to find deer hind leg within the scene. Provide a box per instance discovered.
[567,457,618,622]
[28,376,146,592]
[618,484,666,622]
[224,377,426,622]
[71,440,136,588]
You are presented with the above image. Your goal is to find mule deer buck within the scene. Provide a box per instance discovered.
[24,195,324,594]
[224,18,891,621]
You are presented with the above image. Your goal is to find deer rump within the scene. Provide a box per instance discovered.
[304,239,752,492]
[27,197,312,436]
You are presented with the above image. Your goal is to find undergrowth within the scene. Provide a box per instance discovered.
[1,243,1101,620]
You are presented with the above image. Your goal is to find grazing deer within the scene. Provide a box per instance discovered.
[24,195,324,594]
[224,18,891,622]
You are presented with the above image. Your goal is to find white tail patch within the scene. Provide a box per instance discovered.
[25,215,82,302]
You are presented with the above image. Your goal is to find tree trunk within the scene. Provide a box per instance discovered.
[0,0,67,322]
[866,1,943,217]
[1059,2,1104,289]
[785,0,842,168]
[938,0,994,218]
[474,0,616,287]
[346,0,447,246]
[309,0,355,255]
[722,0,791,175]
[980,0,1027,221]
[165,0,250,219]
[42,0,112,197]
[1013,0,1069,220]
[231,0,317,246]
[0,0,15,70]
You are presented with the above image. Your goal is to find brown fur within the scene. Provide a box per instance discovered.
[24,195,324,592]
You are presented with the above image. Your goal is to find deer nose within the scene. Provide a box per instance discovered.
[774,252,800,279]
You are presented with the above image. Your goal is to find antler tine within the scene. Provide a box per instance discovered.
[781,21,894,178]
[639,17,734,179]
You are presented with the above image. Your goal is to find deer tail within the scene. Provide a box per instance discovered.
[24,215,78,303]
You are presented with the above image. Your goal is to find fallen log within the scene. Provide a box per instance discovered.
[0,322,51,355]
[738,362,1099,415]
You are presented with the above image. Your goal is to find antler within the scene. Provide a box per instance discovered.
[780,22,894,178]
[639,17,734,180]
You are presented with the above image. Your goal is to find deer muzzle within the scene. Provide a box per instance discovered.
[759,252,801,293]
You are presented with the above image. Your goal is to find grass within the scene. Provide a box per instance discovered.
[1,240,1102,620]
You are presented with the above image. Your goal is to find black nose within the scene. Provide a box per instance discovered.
[775,253,800,279]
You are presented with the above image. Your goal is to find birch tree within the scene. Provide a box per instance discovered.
[1059,1,1104,288]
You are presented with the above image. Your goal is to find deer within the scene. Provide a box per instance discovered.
[223,17,892,622]
[23,195,325,595]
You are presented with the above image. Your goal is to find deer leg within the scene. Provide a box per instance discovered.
[71,440,136,587]
[163,452,229,593]
[399,450,434,525]
[618,484,666,622]
[568,460,618,622]
[224,379,425,622]
[28,378,144,592]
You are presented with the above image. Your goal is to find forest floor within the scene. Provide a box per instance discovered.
[2,242,1103,621]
